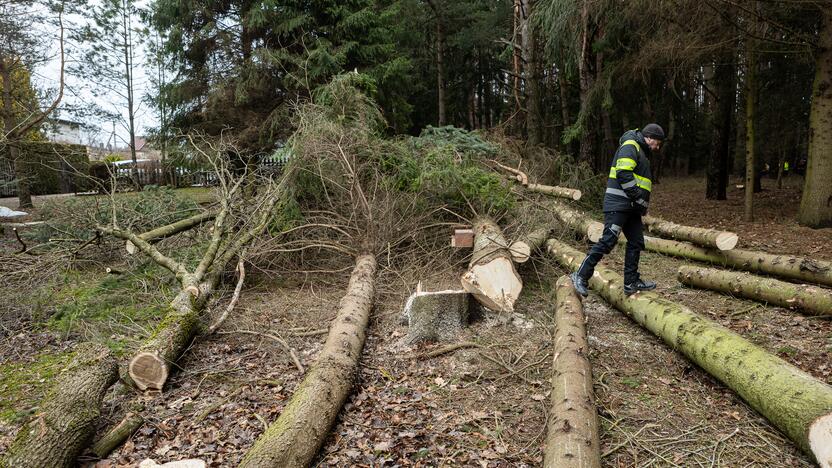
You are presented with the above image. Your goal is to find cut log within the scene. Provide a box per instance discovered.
[493,160,529,185]
[510,227,551,263]
[546,238,832,466]
[460,216,523,312]
[128,281,214,391]
[3,343,118,468]
[403,285,471,343]
[239,254,377,468]
[544,276,601,468]
[677,265,832,317]
[643,236,832,288]
[546,201,604,242]
[528,183,582,201]
[126,211,216,254]
[90,412,144,458]
[643,215,738,250]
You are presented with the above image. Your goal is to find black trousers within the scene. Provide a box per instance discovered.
[576,210,645,284]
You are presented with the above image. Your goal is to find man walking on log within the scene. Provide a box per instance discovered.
[571,124,665,297]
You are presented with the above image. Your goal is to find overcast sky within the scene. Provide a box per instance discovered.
[32,1,158,149]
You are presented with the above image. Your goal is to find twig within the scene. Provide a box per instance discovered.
[206,255,246,334]
[196,385,245,422]
[290,328,328,337]
[415,341,482,359]
[218,329,304,373]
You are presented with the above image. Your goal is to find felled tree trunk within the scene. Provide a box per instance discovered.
[546,201,604,242]
[510,226,551,263]
[126,211,216,254]
[239,254,377,468]
[460,216,523,312]
[403,286,471,343]
[545,276,601,468]
[3,343,118,468]
[528,184,582,201]
[643,236,832,288]
[128,280,215,391]
[546,239,832,465]
[643,216,738,251]
[677,265,832,317]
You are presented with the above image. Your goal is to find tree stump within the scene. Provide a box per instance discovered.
[403,285,473,343]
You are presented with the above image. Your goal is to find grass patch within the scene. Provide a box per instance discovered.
[0,351,74,424]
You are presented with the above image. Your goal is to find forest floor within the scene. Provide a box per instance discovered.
[1,175,830,467]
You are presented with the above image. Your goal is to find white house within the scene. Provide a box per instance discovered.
[44,118,84,145]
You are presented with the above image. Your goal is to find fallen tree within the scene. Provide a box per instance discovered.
[545,201,603,242]
[3,343,118,468]
[493,161,582,200]
[546,238,832,465]
[125,210,217,254]
[239,254,377,467]
[545,276,601,468]
[643,236,832,288]
[677,265,832,317]
[510,226,551,263]
[460,216,523,312]
[643,215,738,251]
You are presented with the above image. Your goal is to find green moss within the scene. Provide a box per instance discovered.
[0,351,74,424]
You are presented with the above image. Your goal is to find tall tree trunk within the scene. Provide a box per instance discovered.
[706,59,734,200]
[522,0,542,145]
[121,0,140,191]
[798,9,832,228]
[744,41,757,222]
[435,18,446,126]
[557,61,572,155]
[577,0,595,166]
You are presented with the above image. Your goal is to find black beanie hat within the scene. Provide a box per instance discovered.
[642,123,665,140]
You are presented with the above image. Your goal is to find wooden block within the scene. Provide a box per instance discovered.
[451,228,474,248]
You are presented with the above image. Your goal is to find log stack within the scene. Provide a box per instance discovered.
[460,216,523,312]
[546,238,832,466]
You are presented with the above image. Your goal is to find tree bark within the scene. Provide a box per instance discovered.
[522,0,542,145]
[706,60,734,200]
[126,211,217,254]
[744,34,757,222]
[404,287,471,343]
[642,216,738,251]
[678,265,832,317]
[546,239,832,465]
[128,280,215,391]
[642,236,832,288]
[460,216,523,312]
[528,183,582,201]
[545,201,604,242]
[3,343,118,468]
[239,254,377,468]
[544,276,601,468]
[426,0,446,126]
[90,412,144,458]
[798,9,832,228]
[510,226,551,263]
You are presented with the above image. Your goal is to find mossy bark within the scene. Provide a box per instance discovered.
[678,265,832,317]
[798,9,832,228]
[547,239,832,464]
[2,343,118,468]
[643,216,738,251]
[239,254,377,468]
[643,236,832,288]
[545,276,601,468]
[128,281,213,391]
[90,412,144,458]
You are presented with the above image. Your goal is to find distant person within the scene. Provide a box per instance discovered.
[783,161,790,177]
[570,124,665,297]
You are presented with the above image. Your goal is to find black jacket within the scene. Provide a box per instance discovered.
[603,130,653,213]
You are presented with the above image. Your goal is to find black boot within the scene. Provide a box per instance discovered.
[624,278,657,296]
[570,272,589,297]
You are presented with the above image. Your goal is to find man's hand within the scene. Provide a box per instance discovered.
[634,198,649,215]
